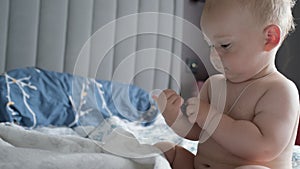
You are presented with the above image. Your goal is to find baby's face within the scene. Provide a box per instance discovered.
[200,0,270,82]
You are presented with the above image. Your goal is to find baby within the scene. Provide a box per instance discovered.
[154,0,299,169]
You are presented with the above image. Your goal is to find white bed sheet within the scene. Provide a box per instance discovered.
[0,122,170,169]
[1,114,300,169]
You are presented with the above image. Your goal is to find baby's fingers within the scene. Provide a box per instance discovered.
[187,111,198,124]
[152,91,167,112]
[185,104,198,116]
[186,97,200,105]
[152,89,183,112]
[185,104,199,123]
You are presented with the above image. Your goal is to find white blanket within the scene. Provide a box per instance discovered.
[0,123,171,169]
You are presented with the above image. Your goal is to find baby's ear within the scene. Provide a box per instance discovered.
[263,24,281,51]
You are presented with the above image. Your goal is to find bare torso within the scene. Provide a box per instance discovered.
[194,138,295,169]
[194,73,298,169]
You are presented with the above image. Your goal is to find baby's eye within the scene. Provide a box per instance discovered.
[220,43,231,49]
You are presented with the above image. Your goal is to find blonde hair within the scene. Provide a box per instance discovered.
[204,0,297,38]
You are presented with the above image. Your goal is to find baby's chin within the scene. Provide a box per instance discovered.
[223,71,249,83]
[212,66,249,83]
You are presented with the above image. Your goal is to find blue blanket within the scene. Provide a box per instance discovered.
[0,67,158,128]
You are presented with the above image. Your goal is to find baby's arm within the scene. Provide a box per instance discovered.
[154,89,202,140]
[193,78,299,162]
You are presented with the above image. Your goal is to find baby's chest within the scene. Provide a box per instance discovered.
[223,87,264,120]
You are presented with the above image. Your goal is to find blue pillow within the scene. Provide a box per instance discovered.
[0,67,158,128]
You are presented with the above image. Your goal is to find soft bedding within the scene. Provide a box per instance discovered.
[0,122,170,169]
[0,67,168,169]
[0,113,194,169]
[1,115,300,169]
[0,67,158,128]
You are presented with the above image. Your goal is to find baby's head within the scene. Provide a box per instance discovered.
[242,0,295,39]
[200,0,297,82]
[202,0,296,40]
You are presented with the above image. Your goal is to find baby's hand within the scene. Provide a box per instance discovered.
[152,89,184,123]
[185,97,210,127]
[185,97,200,124]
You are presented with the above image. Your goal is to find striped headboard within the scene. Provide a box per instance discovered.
[0,0,209,96]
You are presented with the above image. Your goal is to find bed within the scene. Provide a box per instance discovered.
[0,67,196,169]
[0,67,167,169]
[0,1,199,168]
[0,67,299,169]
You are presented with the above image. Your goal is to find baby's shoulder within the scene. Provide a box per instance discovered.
[258,72,299,105]
[264,72,298,94]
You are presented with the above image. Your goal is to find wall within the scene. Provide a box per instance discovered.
[0,0,186,93]
[276,2,300,93]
